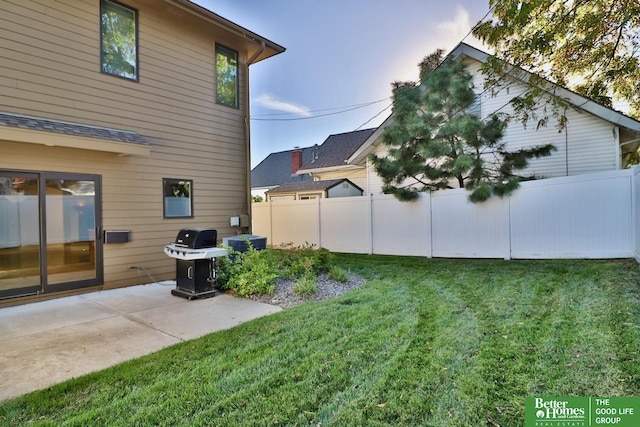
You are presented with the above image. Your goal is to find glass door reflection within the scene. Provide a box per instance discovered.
[0,174,40,295]
[45,179,96,286]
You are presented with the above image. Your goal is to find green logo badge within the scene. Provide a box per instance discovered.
[526,397,640,426]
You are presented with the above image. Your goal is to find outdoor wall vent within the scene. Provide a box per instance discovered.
[104,230,131,244]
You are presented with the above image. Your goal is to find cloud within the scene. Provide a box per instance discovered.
[253,93,312,117]
[435,5,487,52]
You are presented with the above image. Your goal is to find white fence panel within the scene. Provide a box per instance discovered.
[320,197,371,253]
[633,167,640,263]
[371,194,431,256]
[252,168,640,261]
[271,200,320,247]
[431,188,510,258]
[510,170,634,258]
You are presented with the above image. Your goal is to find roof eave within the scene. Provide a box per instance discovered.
[348,114,394,165]
[0,126,151,156]
[297,163,364,174]
[451,43,640,133]
[165,0,286,62]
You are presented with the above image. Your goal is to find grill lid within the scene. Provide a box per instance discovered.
[174,228,218,249]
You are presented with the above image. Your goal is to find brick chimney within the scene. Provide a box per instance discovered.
[291,147,303,174]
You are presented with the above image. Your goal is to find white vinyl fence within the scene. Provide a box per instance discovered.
[635,167,640,263]
[252,168,639,260]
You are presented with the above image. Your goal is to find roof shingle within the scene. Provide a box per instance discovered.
[0,112,150,146]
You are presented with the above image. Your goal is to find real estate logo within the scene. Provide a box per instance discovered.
[526,397,640,427]
[528,397,588,426]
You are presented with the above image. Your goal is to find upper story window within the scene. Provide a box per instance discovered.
[100,0,138,81]
[216,44,239,108]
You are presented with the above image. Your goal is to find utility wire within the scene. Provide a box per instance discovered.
[249,98,391,121]
[250,98,389,118]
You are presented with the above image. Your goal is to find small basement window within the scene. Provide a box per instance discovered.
[163,178,193,218]
[100,0,138,81]
[216,44,239,108]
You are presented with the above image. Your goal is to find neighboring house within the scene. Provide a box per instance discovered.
[251,128,374,200]
[0,0,284,302]
[265,179,363,201]
[296,128,375,190]
[251,146,315,200]
[348,42,640,195]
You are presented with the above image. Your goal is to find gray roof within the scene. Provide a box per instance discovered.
[0,112,150,146]
[251,146,315,188]
[266,178,361,194]
[299,128,375,171]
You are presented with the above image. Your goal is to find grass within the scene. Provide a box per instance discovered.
[1,255,640,426]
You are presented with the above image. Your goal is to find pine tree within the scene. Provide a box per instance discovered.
[370,50,556,203]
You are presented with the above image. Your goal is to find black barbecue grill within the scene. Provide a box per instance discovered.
[163,228,227,300]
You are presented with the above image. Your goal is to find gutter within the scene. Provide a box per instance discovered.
[297,163,364,175]
[243,41,266,233]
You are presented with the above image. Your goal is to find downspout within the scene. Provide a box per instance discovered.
[243,41,265,234]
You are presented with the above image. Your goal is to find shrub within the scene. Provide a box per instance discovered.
[293,274,317,297]
[218,245,278,297]
[328,265,348,283]
[274,243,334,279]
[217,242,338,298]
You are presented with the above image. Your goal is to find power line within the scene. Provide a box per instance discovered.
[250,98,389,118]
[355,103,392,131]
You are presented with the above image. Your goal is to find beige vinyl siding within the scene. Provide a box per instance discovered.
[0,0,257,289]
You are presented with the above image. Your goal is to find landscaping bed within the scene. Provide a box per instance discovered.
[249,270,366,308]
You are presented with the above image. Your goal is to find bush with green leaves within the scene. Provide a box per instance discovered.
[217,245,279,297]
[328,265,348,283]
[293,274,317,297]
[272,243,334,278]
[217,242,339,298]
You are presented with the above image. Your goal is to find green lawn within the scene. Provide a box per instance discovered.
[1,255,639,426]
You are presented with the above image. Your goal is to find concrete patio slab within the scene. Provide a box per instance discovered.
[0,283,281,402]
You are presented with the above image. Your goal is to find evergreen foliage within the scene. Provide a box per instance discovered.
[370,51,555,203]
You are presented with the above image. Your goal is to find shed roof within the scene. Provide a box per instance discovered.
[266,178,361,194]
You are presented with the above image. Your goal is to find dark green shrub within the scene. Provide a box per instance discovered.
[217,245,278,297]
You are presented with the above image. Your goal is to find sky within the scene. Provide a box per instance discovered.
[193,0,492,168]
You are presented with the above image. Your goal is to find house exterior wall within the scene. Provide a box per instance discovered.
[465,60,618,178]
[364,59,622,196]
[0,0,263,291]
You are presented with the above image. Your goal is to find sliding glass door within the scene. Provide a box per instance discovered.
[0,173,40,297]
[0,171,102,299]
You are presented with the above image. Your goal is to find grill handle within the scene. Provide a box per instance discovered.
[187,266,193,279]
